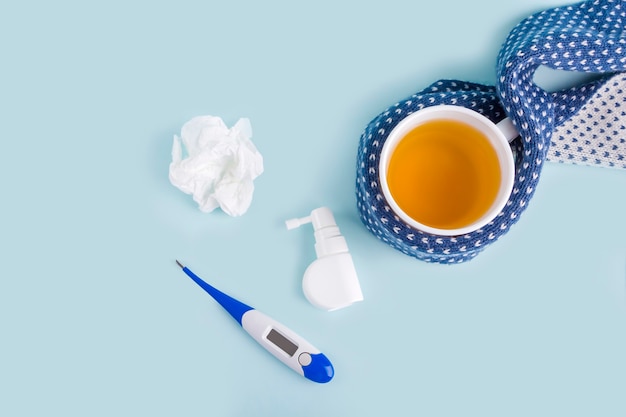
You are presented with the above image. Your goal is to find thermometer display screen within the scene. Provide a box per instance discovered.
[267,329,298,356]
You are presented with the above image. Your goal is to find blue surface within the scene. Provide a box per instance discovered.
[1,1,625,416]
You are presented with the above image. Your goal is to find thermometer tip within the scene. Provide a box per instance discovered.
[175,260,184,269]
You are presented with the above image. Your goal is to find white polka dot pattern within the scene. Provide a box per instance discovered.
[356,0,626,264]
[550,74,626,168]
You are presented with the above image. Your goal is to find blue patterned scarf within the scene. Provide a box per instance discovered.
[356,0,626,264]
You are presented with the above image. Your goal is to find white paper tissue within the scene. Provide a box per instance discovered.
[169,115,263,216]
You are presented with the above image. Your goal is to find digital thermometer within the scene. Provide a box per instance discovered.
[176,261,334,383]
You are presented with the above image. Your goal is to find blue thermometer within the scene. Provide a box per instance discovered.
[176,261,334,383]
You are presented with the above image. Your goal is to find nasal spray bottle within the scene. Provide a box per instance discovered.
[286,207,364,311]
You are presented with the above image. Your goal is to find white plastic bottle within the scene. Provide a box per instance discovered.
[286,207,364,311]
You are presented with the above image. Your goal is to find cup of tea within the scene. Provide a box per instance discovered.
[379,105,517,236]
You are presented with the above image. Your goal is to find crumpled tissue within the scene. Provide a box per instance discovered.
[169,115,263,216]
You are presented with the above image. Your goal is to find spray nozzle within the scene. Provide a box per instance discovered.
[285,216,311,230]
[286,207,363,311]
[286,207,337,232]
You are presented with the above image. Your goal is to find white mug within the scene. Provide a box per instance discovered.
[379,105,517,236]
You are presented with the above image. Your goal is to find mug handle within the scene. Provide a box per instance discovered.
[496,117,519,143]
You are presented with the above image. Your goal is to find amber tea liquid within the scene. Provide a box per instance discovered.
[386,119,502,230]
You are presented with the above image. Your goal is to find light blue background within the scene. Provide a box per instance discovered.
[1,1,625,416]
